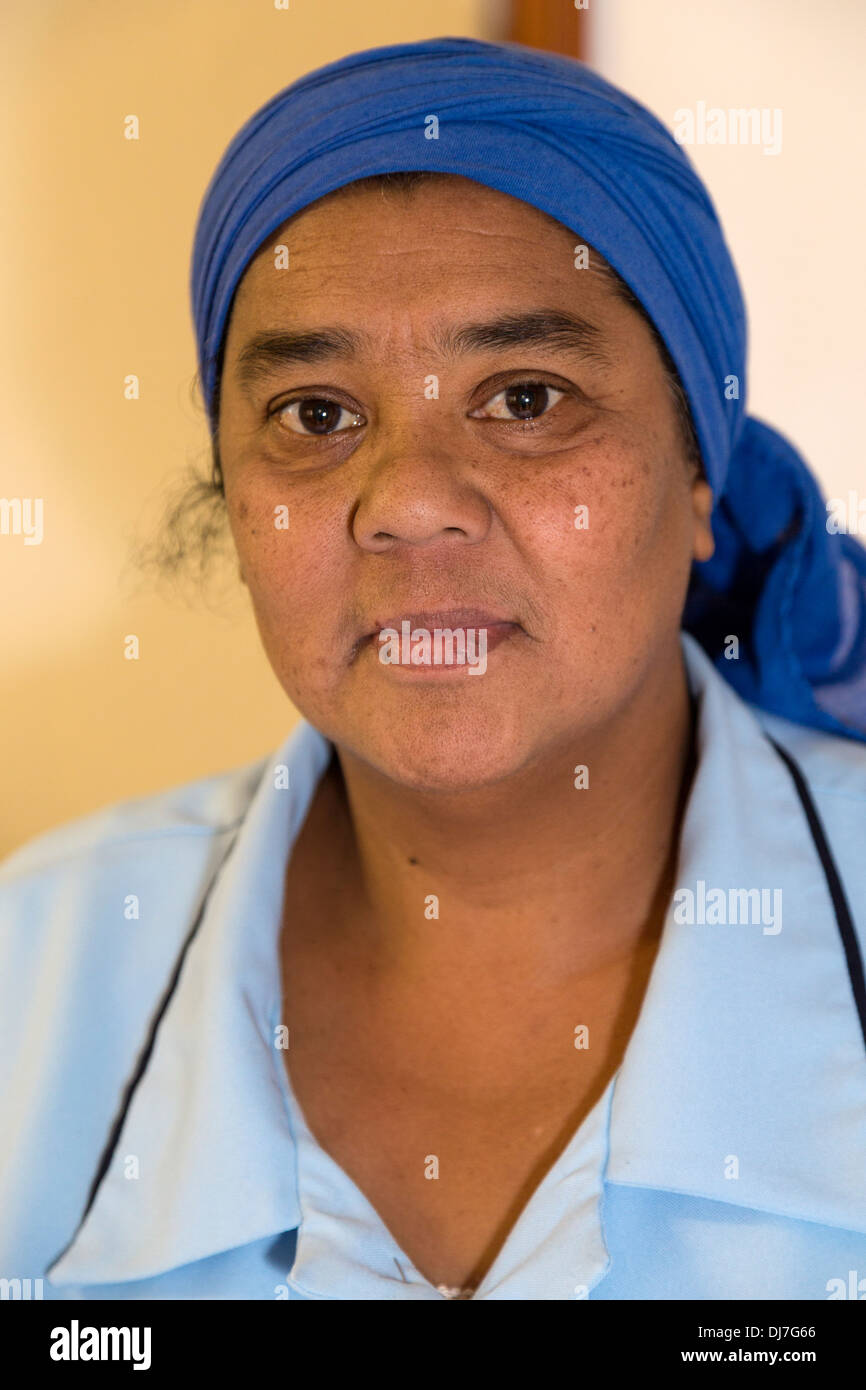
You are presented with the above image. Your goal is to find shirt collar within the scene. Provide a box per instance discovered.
[46,633,866,1289]
[607,635,866,1232]
[283,1056,615,1301]
[46,717,332,1287]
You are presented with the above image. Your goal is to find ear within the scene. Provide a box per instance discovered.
[690,477,715,563]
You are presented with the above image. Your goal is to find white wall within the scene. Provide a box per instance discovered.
[591,0,865,499]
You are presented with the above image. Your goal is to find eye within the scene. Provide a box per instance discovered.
[472,381,565,422]
[275,397,365,436]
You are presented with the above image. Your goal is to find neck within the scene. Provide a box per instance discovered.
[312,640,698,986]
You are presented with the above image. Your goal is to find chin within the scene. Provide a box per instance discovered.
[341,704,538,795]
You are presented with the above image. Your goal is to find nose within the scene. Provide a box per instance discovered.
[351,422,492,553]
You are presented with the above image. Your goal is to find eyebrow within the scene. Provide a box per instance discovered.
[234,308,614,394]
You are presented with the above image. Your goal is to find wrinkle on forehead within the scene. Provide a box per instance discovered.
[242,181,580,279]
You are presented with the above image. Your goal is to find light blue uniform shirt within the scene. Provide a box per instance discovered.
[2,632,866,1301]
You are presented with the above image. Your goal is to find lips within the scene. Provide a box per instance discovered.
[358,606,521,672]
[368,608,518,637]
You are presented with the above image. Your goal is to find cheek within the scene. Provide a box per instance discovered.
[514,435,694,631]
[228,486,349,684]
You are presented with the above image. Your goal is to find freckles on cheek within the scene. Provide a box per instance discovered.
[527,443,663,578]
[603,446,683,562]
[234,496,347,655]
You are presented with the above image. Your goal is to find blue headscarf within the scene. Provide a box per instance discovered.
[191,36,866,741]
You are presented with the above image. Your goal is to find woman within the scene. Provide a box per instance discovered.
[2,36,866,1302]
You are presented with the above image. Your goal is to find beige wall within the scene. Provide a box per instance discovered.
[0,0,485,855]
[3,0,862,854]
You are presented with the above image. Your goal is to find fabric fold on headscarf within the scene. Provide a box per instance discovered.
[190,35,866,741]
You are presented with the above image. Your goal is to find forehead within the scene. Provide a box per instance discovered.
[228,176,618,322]
[259,174,574,253]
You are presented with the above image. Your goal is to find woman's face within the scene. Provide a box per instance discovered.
[217,175,714,790]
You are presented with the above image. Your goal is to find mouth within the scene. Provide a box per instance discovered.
[358,607,522,674]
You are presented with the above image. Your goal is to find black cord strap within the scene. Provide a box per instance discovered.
[766,733,866,1057]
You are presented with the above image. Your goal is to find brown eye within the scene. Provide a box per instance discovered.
[505,384,549,418]
[277,397,364,435]
[473,382,565,421]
